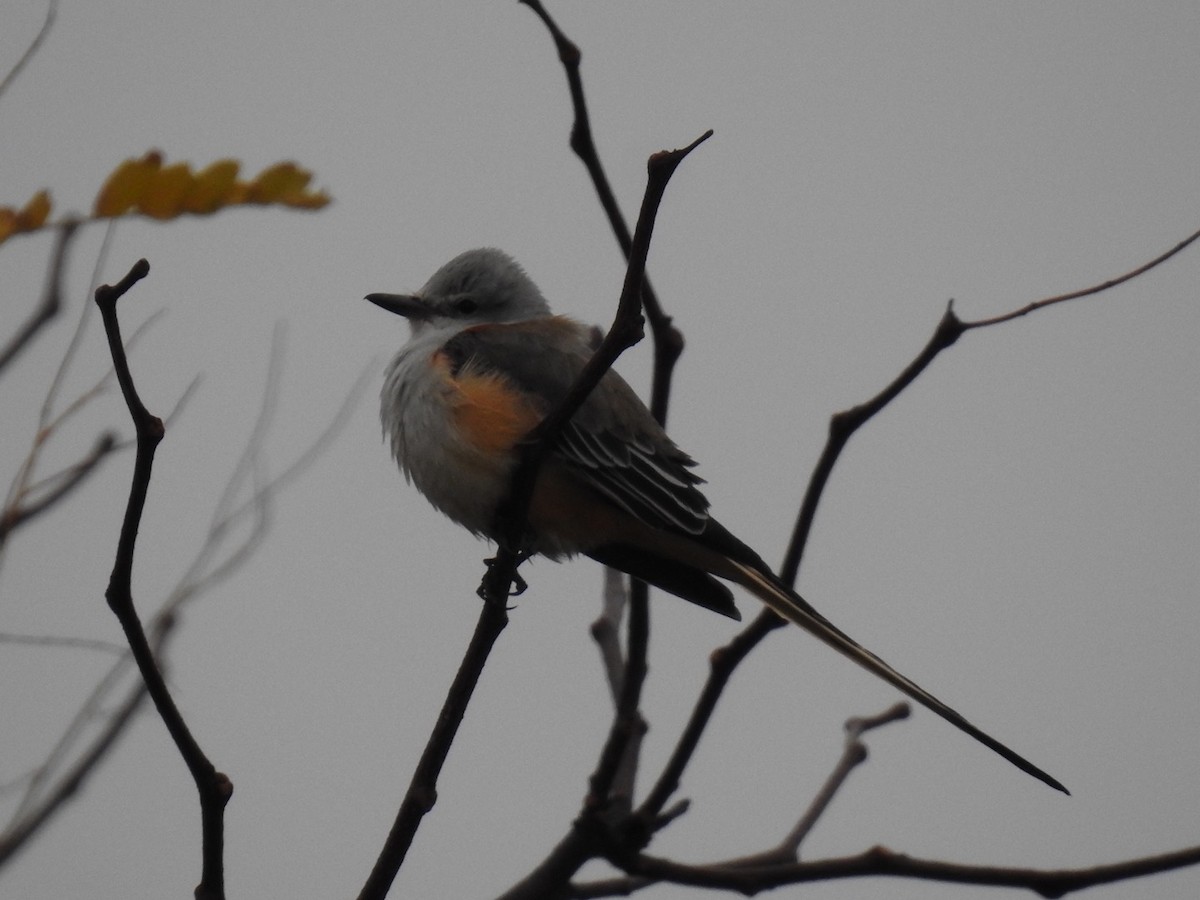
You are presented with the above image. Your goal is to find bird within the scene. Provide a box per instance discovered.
[366,247,1067,795]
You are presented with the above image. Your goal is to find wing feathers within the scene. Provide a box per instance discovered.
[444,320,711,536]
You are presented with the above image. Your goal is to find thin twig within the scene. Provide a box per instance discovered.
[726,703,910,867]
[0,0,57,100]
[0,632,128,656]
[0,433,116,541]
[0,623,168,868]
[590,568,629,703]
[41,219,117,424]
[2,314,357,871]
[781,224,1200,583]
[964,224,1200,329]
[0,219,77,375]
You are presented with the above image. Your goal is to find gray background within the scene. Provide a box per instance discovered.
[2,3,1198,899]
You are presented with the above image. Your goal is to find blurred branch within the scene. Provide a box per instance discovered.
[0,219,77,375]
[588,569,644,806]
[0,0,57,101]
[0,432,116,541]
[2,223,120,558]
[590,568,629,703]
[0,623,166,868]
[0,633,127,655]
[1,322,363,872]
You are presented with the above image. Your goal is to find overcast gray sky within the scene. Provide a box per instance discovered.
[3,3,1199,899]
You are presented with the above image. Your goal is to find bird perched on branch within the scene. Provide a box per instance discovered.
[367,247,1066,794]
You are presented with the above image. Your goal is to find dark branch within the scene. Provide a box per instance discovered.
[780,304,965,584]
[95,259,230,900]
[518,0,685,419]
[964,224,1200,329]
[483,131,711,606]
[493,131,711,900]
[637,611,781,819]
[365,133,711,900]
[628,841,1200,897]
[523,0,698,832]
[357,599,509,900]
[782,223,1200,583]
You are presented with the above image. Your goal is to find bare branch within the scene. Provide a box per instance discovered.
[590,568,629,702]
[518,0,684,421]
[727,703,911,868]
[780,224,1200,585]
[964,224,1200,329]
[629,841,1200,897]
[2,320,359,871]
[2,261,171,564]
[0,633,128,656]
[0,219,77,375]
[364,130,711,900]
[357,600,509,900]
[0,0,57,100]
[95,259,230,900]
[0,621,168,868]
[637,611,780,820]
[0,432,116,541]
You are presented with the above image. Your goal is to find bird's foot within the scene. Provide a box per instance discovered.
[477,553,531,606]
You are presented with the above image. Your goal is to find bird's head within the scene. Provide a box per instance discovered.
[366,248,551,336]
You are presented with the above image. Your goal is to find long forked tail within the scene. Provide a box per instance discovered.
[730,561,1069,794]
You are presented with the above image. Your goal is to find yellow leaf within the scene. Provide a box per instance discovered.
[94,151,163,217]
[0,208,16,245]
[245,162,311,203]
[15,190,51,230]
[137,161,192,220]
[182,159,240,214]
[280,188,331,210]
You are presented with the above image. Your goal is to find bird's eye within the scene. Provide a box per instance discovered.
[453,297,479,315]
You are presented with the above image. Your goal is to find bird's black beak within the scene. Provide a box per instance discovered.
[365,293,429,320]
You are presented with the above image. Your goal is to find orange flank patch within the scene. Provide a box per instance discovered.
[446,365,541,455]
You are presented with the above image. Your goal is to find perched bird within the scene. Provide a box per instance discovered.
[367,247,1067,794]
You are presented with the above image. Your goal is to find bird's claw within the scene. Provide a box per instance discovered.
[478,554,529,606]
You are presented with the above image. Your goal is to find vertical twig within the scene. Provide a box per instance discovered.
[95,259,231,900]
